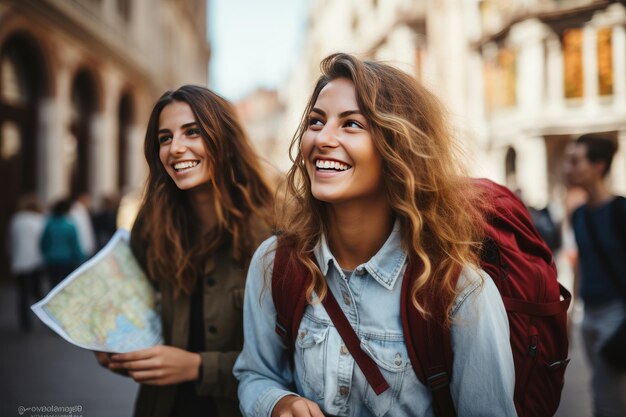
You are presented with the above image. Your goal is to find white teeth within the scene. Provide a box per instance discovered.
[315,159,350,171]
[174,161,198,170]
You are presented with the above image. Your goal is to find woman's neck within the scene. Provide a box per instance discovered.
[188,184,218,234]
[326,198,393,270]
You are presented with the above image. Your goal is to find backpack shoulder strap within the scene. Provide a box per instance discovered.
[271,237,311,352]
[321,289,391,395]
[401,261,457,417]
[272,238,392,395]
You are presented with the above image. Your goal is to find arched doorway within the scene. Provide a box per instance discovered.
[118,92,134,191]
[69,69,98,198]
[0,32,48,278]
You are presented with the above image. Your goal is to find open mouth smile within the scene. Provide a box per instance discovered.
[315,158,352,172]
[172,160,199,173]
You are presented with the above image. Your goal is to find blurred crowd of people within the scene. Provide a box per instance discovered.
[7,192,120,332]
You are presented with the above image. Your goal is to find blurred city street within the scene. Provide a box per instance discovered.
[0,283,138,417]
[555,304,592,417]
[0,280,591,417]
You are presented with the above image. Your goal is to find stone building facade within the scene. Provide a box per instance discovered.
[278,0,626,211]
[0,0,209,276]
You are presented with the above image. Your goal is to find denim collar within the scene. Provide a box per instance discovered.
[313,219,407,290]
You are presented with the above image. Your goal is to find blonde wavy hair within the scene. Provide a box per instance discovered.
[279,53,486,325]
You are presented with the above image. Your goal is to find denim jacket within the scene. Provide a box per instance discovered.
[234,223,517,417]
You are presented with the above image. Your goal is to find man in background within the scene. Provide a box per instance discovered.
[564,134,626,417]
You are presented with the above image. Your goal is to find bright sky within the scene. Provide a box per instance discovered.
[208,0,310,102]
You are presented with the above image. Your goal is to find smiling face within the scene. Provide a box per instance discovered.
[158,101,213,191]
[301,77,384,205]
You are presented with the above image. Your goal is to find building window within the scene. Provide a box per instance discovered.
[498,48,516,107]
[563,28,584,99]
[597,27,613,96]
[484,56,496,112]
[483,46,517,112]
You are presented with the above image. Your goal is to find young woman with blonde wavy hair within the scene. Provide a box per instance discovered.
[234,54,517,417]
[96,85,274,417]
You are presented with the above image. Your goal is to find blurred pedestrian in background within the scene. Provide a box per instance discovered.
[8,193,45,332]
[40,198,85,288]
[95,85,274,417]
[564,134,626,417]
[514,188,563,256]
[92,193,120,250]
[528,205,562,255]
[70,192,97,258]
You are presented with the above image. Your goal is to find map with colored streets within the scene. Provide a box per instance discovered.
[31,229,162,353]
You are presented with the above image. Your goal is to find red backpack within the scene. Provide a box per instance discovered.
[271,178,571,417]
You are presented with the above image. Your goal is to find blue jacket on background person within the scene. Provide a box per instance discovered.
[40,216,84,266]
[40,198,85,287]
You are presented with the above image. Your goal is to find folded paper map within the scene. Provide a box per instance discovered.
[31,229,162,353]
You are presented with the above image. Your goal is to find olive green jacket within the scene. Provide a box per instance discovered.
[130,219,260,417]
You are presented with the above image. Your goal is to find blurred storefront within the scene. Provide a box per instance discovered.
[0,0,210,278]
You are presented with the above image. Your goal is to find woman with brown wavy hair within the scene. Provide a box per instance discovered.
[234,54,517,416]
[96,85,274,417]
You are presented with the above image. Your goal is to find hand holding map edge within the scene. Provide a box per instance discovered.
[108,345,202,385]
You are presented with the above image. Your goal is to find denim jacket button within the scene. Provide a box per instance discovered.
[339,386,349,396]
[355,267,366,276]
[340,345,349,355]
[394,353,403,366]
[342,292,351,306]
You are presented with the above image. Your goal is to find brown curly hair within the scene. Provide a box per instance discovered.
[279,53,485,325]
[139,85,274,295]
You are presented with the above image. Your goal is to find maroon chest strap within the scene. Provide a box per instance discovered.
[321,288,391,395]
